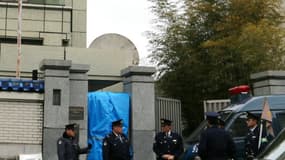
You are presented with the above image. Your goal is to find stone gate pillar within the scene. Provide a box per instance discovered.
[121,66,156,160]
[251,71,285,96]
[40,59,89,160]
[69,64,90,160]
[40,59,71,160]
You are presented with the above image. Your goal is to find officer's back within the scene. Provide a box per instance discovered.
[198,112,235,160]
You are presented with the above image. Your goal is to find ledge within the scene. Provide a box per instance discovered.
[250,70,285,81]
[40,59,71,71]
[121,66,156,77]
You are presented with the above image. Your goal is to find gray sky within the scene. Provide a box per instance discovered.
[87,0,154,66]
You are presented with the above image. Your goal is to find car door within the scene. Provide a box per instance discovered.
[275,111,285,132]
[227,113,251,160]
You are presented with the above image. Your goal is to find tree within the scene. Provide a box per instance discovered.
[148,0,285,135]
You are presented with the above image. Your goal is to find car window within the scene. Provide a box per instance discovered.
[229,114,248,138]
[276,113,285,129]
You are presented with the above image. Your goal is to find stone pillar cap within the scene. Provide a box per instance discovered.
[121,66,156,77]
[250,70,285,81]
[70,64,90,73]
[40,59,72,71]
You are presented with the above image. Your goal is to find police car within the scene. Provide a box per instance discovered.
[182,86,285,160]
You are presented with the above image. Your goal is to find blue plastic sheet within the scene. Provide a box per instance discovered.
[87,92,130,160]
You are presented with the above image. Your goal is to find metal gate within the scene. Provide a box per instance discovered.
[203,99,230,114]
[155,97,182,134]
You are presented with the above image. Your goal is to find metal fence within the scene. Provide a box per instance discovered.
[203,99,230,118]
[155,97,182,134]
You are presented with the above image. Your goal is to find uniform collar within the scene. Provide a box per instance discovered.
[250,125,257,132]
[63,132,73,139]
[168,131,172,135]
[165,130,172,137]
[113,131,121,137]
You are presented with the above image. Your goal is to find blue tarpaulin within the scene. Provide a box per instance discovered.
[87,92,130,160]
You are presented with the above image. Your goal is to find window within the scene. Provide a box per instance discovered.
[53,89,61,106]
[0,0,64,5]
[229,114,249,138]
[0,0,28,2]
[0,37,43,45]
[276,113,285,129]
[29,0,64,5]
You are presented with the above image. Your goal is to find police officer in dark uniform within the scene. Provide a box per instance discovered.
[198,112,236,160]
[245,112,260,159]
[244,112,272,160]
[153,118,184,160]
[102,119,132,160]
[57,123,91,160]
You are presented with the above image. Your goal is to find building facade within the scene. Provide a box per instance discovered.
[0,0,157,160]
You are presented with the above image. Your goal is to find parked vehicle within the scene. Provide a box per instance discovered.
[182,86,285,160]
[257,128,285,160]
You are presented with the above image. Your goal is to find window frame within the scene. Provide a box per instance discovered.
[0,0,65,6]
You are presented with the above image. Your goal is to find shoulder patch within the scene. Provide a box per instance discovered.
[103,141,108,146]
[58,140,62,145]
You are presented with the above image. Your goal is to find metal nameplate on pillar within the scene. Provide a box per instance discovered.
[69,106,84,120]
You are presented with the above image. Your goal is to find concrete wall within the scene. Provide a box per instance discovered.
[0,43,138,80]
[0,92,43,159]
[71,0,87,47]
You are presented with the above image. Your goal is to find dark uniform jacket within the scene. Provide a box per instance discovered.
[57,132,89,160]
[245,126,260,159]
[153,131,184,160]
[245,125,272,159]
[198,126,236,160]
[102,132,132,160]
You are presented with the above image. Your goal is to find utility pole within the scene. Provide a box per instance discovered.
[16,0,22,78]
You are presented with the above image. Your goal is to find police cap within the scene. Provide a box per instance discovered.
[112,119,123,127]
[205,112,220,125]
[205,112,219,119]
[161,118,172,126]
[65,123,76,130]
[246,112,259,120]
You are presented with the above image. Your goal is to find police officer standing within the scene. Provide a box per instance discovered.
[245,112,260,159]
[244,112,273,160]
[57,123,91,160]
[153,118,184,160]
[102,119,132,160]
[198,112,236,160]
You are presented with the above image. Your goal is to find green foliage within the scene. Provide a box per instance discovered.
[148,0,285,135]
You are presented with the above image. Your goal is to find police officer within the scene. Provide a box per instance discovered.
[244,112,273,160]
[102,119,132,160]
[57,123,91,160]
[198,112,236,160]
[153,118,184,160]
[245,112,260,159]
